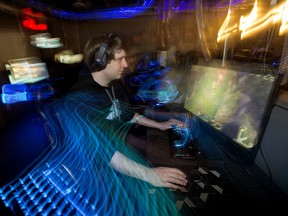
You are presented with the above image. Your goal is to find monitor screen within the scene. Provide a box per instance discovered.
[184,61,279,150]
[6,57,49,84]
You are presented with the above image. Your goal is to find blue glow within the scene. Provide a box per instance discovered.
[1,83,55,104]
[27,0,155,20]
[135,78,179,104]
[125,60,179,104]
[161,0,195,12]
[1,84,28,104]
[24,0,246,21]
[0,91,181,215]
[172,0,195,11]
[172,114,200,148]
[157,0,244,14]
[172,124,190,148]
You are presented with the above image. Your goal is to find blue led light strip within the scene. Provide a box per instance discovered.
[27,0,155,20]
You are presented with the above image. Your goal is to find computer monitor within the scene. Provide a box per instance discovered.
[6,57,49,84]
[183,60,280,163]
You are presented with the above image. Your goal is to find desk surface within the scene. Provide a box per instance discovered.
[145,128,207,168]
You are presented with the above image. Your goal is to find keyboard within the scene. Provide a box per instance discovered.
[168,111,201,160]
[170,121,198,160]
[0,163,95,215]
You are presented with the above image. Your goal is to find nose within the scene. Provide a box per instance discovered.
[122,58,128,68]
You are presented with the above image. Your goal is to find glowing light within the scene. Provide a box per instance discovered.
[217,8,238,42]
[30,33,63,49]
[126,63,179,104]
[239,0,288,38]
[22,8,47,31]
[22,7,45,18]
[279,0,288,36]
[135,78,179,104]
[171,0,195,11]
[1,84,28,104]
[6,57,49,84]
[184,64,277,149]
[239,0,258,33]
[27,0,155,20]
[0,91,181,215]
[239,0,277,39]
[217,0,288,42]
[215,0,243,9]
[1,83,55,104]
[54,50,83,64]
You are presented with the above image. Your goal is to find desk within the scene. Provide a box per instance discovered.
[145,128,207,168]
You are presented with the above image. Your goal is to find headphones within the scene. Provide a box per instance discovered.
[94,33,115,70]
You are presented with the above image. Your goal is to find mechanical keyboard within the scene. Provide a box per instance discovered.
[170,113,200,160]
[0,163,94,216]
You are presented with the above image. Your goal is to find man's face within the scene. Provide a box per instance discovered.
[105,49,128,81]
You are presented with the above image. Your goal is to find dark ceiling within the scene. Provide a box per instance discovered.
[1,0,253,11]
[0,0,158,20]
[0,0,259,20]
[1,0,149,12]
[31,0,139,11]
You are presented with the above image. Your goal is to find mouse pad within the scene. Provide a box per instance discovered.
[170,166,241,216]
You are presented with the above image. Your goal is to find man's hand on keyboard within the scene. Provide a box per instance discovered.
[158,119,184,131]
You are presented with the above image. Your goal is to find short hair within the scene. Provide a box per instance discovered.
[83,33,124,72]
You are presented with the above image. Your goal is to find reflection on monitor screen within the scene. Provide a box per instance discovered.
[184,63,278,149]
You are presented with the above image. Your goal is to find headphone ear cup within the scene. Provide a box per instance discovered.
[94,43,107,70]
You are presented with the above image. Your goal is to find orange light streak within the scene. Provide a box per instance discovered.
[217,0,288,43]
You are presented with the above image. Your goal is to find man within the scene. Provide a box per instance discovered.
[67,32,188,189]
[39,32,192,216]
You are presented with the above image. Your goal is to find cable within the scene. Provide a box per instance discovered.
[274,102,288,110]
